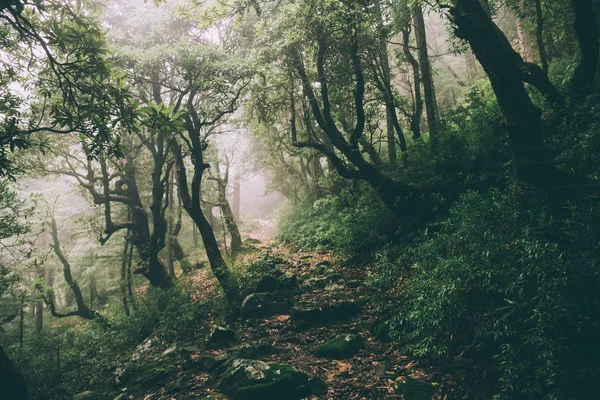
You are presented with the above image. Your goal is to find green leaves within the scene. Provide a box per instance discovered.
[139,103,184,133]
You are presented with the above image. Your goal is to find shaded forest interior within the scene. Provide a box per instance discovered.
[2,0,600,399]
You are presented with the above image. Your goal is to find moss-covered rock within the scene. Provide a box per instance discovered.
[241,292,293,320]
[256,274,298,293]
[217,359,309,400]
[373,321,391,343]
[236,342,277,359]
[315,334,364,359]
[165,376,185,394]
[131,362,170,387]
[323,300,361,321]
[207,326,236,348]
[394,377,436,399]
[308,376,328,395]
[196,354,230,372]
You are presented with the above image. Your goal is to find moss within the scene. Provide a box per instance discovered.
[315,334,363,359]
[217,359,309,400]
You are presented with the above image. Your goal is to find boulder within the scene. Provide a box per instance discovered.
[373,321,391,343]
[323,300,361,321]
[255,274,297,293]
[133,362,170,386]
[236,342,277,360]
[241,292,293,320]
[315,334,363,359]
[291,305,323,326]
[207,326,236,348]
[308,376,328,395]
[217,359,309,400]
[196,354,230,372]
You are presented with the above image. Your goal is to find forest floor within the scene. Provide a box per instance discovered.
[111,241,488,400]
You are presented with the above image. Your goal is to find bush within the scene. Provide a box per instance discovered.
[9,284,210,399]
[278,180,399,254]
[376,189,600,399]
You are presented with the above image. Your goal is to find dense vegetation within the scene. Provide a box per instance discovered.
[1,0,600,399]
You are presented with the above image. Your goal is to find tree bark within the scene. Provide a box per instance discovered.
[402,27,423,140]
[570,0,599,101]
[34,266,44,334]
[447,0,591,205]
[534,0,549,73]
[171,140,241,307]
[46,216,97,320]
[413,4,441,145]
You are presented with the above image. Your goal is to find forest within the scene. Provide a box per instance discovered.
[1,0,599,399]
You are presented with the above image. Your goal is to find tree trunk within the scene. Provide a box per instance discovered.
[570,0,599,101]
[414,4,441,145]
[120,234,131,317]
[232,174,241,221]
[0,344,29,400]
[47,216,97,320]
[221,199,242,256]
[402,27,423,140]
[448,0,591,205]
[35,267,44,334]
[534,0,549,73]
[171,140,241,307]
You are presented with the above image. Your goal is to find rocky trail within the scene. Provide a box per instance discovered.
[106,243,482,400]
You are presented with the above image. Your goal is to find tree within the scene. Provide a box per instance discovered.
[440,0,593,206]
[39,215,98,320]
[413,3,441,144]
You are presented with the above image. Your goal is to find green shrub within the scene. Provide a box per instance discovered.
[377,189,600,399]
[278,180,398,254]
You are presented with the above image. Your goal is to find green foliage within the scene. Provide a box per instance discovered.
[278,180,398,254]
[9,284,210,400]
[376,189,600,399]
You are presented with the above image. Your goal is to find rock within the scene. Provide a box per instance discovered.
[315,334,364,359]
[308,376,328,395]
[244,238,262,245]
[161,346,177,357]
[197,354,230,372]
[373,321,391,343]
[255,275,279,292]
[207,326,236,348]
[133,362,170,386]
[165,376,185,394]
[323,300,361,321]
[304,277,328,290]
[217,359,309,400]
[131,337,154,361]
[358,320,373,331]
[241,292,293,320]
[291,305,323,326]
[394,377,436,399]
[256,274,298,293]
[236,342,277,359]
[72,391,95,400]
